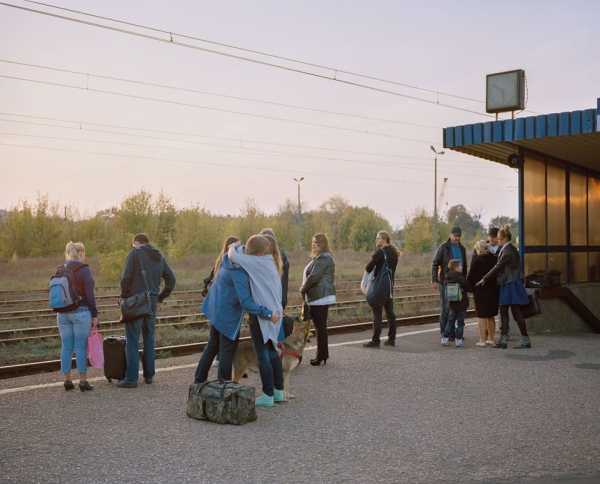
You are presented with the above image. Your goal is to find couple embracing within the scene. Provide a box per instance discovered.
[193,231,286,407]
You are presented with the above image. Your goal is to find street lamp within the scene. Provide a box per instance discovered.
[430,146,445,246]
[293,177,304,219]
[293,177,304,250]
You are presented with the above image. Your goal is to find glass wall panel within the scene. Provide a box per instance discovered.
[589,177,600,246]
[569,252,588,282]
[570,173,587,246]
[546,164,566,245]
[547,252,567,282]
[524,157,546,246]
[589,252,600,282]
[524,253,546,276]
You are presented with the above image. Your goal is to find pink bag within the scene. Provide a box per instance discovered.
[87,327,104,369]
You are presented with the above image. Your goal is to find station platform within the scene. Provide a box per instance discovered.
[1,322,600,484]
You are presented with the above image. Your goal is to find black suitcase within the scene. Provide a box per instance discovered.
[103,336,127,382]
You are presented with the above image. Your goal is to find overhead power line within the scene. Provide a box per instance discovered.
[0,141,515,192]
[0,73,436,143]
[0,1,495,118]
[0,112,513,172]
[0,58,440,130]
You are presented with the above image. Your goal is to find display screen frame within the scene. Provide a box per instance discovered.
[486,69,525,114]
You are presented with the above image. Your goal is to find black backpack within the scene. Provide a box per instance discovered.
[367,250,393,307]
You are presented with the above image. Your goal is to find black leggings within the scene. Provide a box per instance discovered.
[309,305,329,361]
[500,305,528,337]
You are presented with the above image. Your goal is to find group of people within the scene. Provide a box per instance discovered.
[432,225,532,349]
[53,222,531,397]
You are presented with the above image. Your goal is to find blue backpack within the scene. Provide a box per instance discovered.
[48,264,84,312]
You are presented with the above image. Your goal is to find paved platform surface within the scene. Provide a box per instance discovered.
[1,323,600,484]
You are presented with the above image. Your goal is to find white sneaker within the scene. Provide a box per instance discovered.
[475,341,486,347]
[486,340,495,346]
[455,339,464,348]
[441,337,449,346]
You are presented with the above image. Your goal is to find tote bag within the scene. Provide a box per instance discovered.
[366,251,392,307]
[87,326,104,369]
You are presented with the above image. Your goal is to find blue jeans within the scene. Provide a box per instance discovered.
[57,306,92,375]
[444,308,465,340]
[249,315,283,396]
[124,299,157,383]
[438,283,451,338]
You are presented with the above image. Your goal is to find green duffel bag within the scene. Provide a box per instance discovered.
[186,380,257,425]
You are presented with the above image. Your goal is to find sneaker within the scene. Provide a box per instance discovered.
[117,380,138,388]
[255,394,275,407]
[274,389,286,403]
[475,342,487,347]
[455,339,464,348]
[441,337,449,346]
[144,378,153,384]
[485,340,495,346]
[363,340,380,348]
[384,339,395,347]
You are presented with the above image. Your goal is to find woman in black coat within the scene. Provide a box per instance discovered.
[467,240,499,346]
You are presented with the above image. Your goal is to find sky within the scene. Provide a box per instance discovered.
[0,0,598,227]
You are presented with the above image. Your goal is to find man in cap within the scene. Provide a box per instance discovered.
[432,226,467,343]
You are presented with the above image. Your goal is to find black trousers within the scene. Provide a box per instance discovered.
[194,325,239,383]
[370,298,397,342]
[309,305,329,361]
[500,305,528,337]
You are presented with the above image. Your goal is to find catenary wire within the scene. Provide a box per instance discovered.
[0,73,437,142]
[0,1,496,118]
[0,58,441,130]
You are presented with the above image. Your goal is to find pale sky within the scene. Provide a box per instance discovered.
[1,0,598,227]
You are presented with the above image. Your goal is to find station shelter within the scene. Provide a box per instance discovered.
[443,98,600,331]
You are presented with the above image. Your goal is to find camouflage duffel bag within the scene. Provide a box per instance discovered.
[186,380,257,425]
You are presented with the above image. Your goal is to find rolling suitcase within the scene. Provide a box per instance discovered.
[103,336,127,382]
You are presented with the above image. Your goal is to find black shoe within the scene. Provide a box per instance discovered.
[384,339,396,347]
[79,381,94,392]
[363,340,381,348]
[144,378,153,384]
[310,358,326,366]
[64,380,75,391]
[117,380,138,388]
[513,343,532,349]
[494,342,508,349]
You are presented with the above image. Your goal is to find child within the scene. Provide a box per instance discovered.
[442,259,471,348]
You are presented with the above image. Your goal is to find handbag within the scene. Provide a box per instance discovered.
[87,325,104,369]
[119,251,153,322]
[360,270,374,296]
[446,282,463,302]
[366,251,392,307]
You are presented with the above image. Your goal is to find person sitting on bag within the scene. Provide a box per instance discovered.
[55,241,99,392]
[442,259,472,348]
[118,233,176,388]
[194,236,279,386]
[363,231,399,348]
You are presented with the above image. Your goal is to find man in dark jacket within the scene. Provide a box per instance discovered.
[260,228,289,309]
[432,226,467,341]
[118,233,176,388]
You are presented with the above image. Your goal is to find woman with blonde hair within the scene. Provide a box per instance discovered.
[55,242,99,392]
[467,239,499,346]
[300,233,336,366]
[477,225,531,349]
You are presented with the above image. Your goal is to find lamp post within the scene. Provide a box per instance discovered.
[293,177,304,249]
[430,146,445,246]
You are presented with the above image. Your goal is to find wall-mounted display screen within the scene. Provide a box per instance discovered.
[486,70,525,114]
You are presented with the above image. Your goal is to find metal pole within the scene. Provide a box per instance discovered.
[433,154,437,246]
[297,182,301,218]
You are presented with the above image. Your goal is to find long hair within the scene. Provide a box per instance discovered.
[262,234,283,274]
[213,236,239,275]
[312,233,330,257]
[377,230,398,257]
[498,224,512,242]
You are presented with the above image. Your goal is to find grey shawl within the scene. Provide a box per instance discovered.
[228,244,283,346]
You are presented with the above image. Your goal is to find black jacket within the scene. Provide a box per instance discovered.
[281,249,290,309]
[481,243,521,286]
[467,253,499,317]
[301,252,336,303]
[446,270,471,311]
[432,240,467,283]
[65,260,98,317]
[365,246,398,283]
[120,245,176,302]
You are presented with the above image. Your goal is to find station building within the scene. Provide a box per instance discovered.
[443,97,600,331]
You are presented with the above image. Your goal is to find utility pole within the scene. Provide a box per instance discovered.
[293,177,304,249]
[430,146,445,247]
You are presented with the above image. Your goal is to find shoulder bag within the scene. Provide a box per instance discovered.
[119,250,153,322]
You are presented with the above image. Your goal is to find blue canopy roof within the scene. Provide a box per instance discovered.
[443,99,600,173]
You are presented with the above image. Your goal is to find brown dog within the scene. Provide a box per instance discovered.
[233,317,311,400]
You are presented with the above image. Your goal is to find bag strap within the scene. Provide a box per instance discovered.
[135,250,151,294]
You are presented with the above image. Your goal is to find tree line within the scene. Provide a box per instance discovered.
[0,191,517,261]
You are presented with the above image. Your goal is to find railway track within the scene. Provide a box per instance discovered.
[0,309,470,380]
[0,293,439,343]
